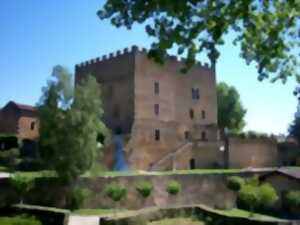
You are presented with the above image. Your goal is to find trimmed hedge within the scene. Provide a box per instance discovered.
[166,180,181,195]
[286,191,300,208]
[136,181,153,198]
[227,176,245,191]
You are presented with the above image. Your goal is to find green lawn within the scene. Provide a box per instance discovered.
[10,168,244,179]
[0,166,9,172]
[148,218,204,225]
[203,206,285,221]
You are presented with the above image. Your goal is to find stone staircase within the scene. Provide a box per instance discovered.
[149,141,193,171]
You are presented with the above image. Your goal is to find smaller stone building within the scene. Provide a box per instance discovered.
[0,101,39,140]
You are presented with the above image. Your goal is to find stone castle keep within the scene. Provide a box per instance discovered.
[75,46,222,170]
[0,46,286,170]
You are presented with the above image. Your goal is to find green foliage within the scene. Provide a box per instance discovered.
[10,173,35,195]
[38,65,110,182]
[105,182,127,202]
[286,191,300,208]
[98,1,300,82]
[69,187,91,210]
[135,181,153,198]
[289,117,300,144]
[237,180,278,212]
[227,176,245,191]
[0,148,19,170]
[10,174,35,203]
[166,180,181,195]
[0,215,42,225]
[217,82,246,135]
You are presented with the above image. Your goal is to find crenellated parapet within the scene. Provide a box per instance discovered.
[75,45,212,71]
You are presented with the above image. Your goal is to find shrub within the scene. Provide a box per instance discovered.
[227,176,245,191]
[245,176,259,186]
[69,187,91,210]
[0,148,19,169]
[238,182,278,213]
[105,182,127,202]
[258,183,278,208]
[238,184,260,212]
[166,180,181,195]
[286,191,300,208]
[136,181,153,198]
[10,173,35,203]
[0,215,41,225]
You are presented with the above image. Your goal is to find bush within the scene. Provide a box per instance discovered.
[16,159,44,171]
[166,180,181,195]
[136,181,153,198]
[227,176,245,191]
[258,183,278,208]
[0,215,41,225]
[10,173,35,203]
[286,191,300,208]
[237,182,278,212]
[0,148,19,169]
[238,184,260,211]
[105,182,127,202]
[69,187,91,210]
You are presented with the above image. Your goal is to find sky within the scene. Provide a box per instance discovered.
[0,0,298,135]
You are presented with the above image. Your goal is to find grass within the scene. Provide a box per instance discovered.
[148,218,204,225]
[8,168,244,179]
[0,166,9,172]
[10,166,296,179]
[73,208,128,216]
[203,207,286,221]
[13,204,70,214]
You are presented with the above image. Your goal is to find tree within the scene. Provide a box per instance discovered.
[10,173,35,204]
[227,176,245,191]
[237,177,278,216]
[285,191,300,208]
[38,65,110,182]
[166,180,181,195]
[98,1,300,82]
[136,181,153,208]
[105,182,127,216]
[289,117,300,144]
[217,82,246,136]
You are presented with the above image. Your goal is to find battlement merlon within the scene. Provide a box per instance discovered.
[75,45,214,72]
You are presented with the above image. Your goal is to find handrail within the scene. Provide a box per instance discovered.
[149,141,193,171]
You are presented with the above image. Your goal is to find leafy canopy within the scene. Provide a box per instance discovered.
[289,117,300,144]
[237,176,278,212]
[217,82,246,134]
[38,66,110,182]
[98,0,300,82]
[105,182,127,202]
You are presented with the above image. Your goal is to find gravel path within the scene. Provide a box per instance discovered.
[67,215,100,225]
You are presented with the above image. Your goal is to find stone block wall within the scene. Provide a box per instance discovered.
[227,137,278,168]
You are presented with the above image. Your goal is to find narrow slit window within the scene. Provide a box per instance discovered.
[201,131,207,141]
[155,129,160,141]
[113,104,120,119]
[154,82,159,95]
[154,104,159,116]
[30,122,35,130]
[201,110,206,119]
[189,109,194,120]
[184,131,190,140]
